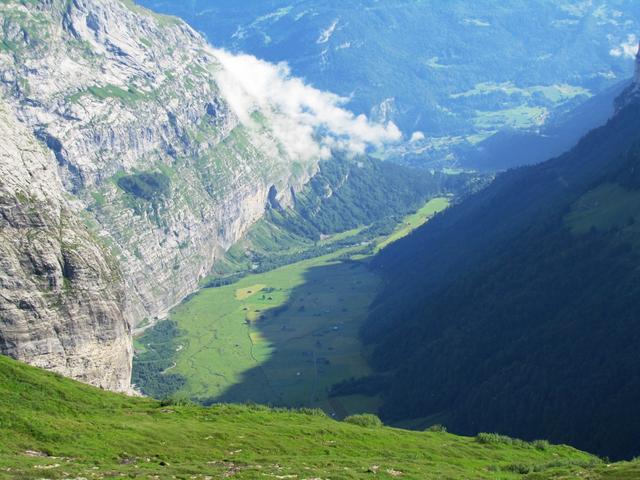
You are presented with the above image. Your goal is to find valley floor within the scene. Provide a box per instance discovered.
[134,198,449,414]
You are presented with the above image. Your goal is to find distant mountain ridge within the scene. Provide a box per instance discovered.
[138,0,640,168]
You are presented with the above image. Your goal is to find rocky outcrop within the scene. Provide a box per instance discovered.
[615,42,640,111]
[0,0,318,389]
[0,102,132,392]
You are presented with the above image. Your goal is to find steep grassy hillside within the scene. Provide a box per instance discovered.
[4,354,640,479]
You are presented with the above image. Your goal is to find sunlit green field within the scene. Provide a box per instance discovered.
[170,250,379,413]
[6,354,633,480]
[565,182,640,235]
[375,196,450,252]
[141,197,450,414]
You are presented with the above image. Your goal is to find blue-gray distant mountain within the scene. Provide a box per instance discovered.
[139,0,640,168]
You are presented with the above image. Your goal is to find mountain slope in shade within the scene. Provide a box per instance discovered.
[353,74,640,460]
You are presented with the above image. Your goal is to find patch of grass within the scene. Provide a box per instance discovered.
[139,36,152,48]
[375,197,450,252]
[234,284,266,300]
[344,413,383,428]
[566,182,640,236]
[68,84,146,105]
[1,353,615,479]
[451,81,590,104]
[90,191,106,208]
[474,105,549,130]
[117,0,182,26]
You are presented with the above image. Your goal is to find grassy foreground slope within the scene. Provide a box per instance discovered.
[4,355,640,479]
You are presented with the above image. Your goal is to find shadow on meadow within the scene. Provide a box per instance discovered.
[197,258,379,414]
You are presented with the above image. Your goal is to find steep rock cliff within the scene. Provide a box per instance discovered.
[0,0,318,388]
[615,42,640,111]
[0,101,132,391]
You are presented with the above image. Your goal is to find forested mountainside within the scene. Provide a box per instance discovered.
[0,0,405,389]
[139,0,640,169]
[346,82,640,460]
[218,156,473,270]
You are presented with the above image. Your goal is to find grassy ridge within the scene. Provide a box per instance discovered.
[5,354,639,479]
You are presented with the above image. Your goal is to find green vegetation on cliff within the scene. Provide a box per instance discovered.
[5,354,640,479]
[207,156,469,277]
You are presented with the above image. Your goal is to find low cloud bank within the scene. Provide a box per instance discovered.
[212,49,402,162]
[610,34,638,58]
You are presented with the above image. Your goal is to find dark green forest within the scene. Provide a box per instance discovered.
[208,155,473,277]
[346,100,640,460]
[117,171,170,202]
[132,321,186,398]
[267,155,461,239]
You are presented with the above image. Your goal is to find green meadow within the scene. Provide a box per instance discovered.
[565,182,640,236]
[6,354,635,480]
[136,197,450,414]
[375,196,450,252]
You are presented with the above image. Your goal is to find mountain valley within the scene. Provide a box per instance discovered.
[1,0,640,477]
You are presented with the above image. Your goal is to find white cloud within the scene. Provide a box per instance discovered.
[317,19,339,44]
[410,131,425,143]
[461,18,490,27]
[610,34,638,58]
[211,49,402,162]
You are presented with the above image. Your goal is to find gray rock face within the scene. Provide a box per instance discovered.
[616,42,640,111]
[0,102,132,392]
[0,0,318,389]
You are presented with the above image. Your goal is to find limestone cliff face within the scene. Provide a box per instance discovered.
[0,0,318,389]
[615,42,640,111]
[0,102,132,392]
